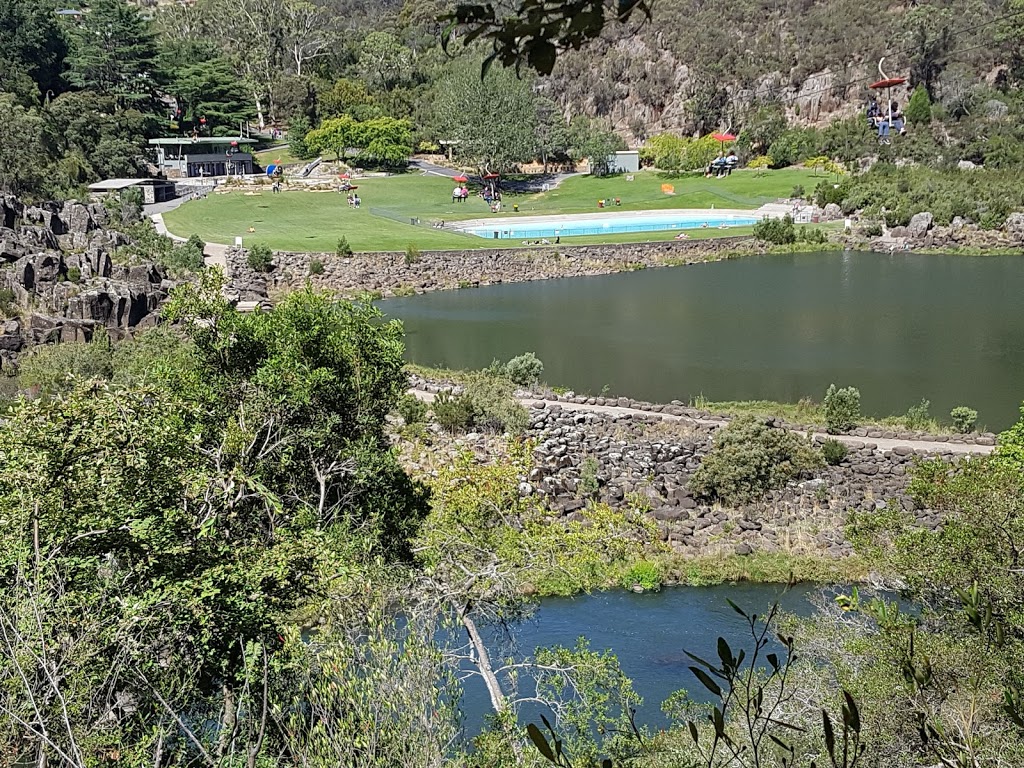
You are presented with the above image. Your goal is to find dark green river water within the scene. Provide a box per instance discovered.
[383,251,1024,429]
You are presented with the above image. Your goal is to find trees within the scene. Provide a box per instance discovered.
[354,116,413,166]
[65,0,163,111]
[568,116,625,175]
[0,0,68,104]
[360,31,413,92]
[305,115,359,160]
[166,57,253,133]
[0,95,49,195]
[432,57,539,172]
[0,281,430,766]
[304,115,411,165]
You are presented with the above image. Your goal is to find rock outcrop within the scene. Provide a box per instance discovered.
[0,196,172,371]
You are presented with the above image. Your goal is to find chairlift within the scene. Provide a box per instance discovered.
[868,58,907,145]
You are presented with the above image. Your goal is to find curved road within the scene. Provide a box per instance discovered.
[410,389,994,456]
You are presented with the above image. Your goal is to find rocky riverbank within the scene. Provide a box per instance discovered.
[398,381,990,564]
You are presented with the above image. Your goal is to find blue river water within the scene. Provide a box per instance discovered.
[460,583,822,734]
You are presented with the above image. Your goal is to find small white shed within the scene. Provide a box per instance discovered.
[606,150,640,174]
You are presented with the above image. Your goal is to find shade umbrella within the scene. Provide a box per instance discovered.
[869,58,907,135]
[711,132,737,153]
[339,173,351,179]
[452,175,469,183]
[482,172,500,197]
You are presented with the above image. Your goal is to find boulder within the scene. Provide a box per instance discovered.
[957,160,979,171]
[823,203,843,221]
[1004,212,1024,240]
[907,212,934,238]
[60,201,95,235]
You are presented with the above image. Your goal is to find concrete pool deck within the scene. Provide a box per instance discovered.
[449,204,785,235]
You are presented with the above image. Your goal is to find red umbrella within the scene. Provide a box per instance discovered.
[339,173,351,179]
[483,173,500,179]
[452,175,469,183]
[711,132,737,142]
[869,77,906,89]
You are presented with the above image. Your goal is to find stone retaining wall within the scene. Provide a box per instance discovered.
[226,237,759,299]
[522,403,944,560]
[402,381,986,561]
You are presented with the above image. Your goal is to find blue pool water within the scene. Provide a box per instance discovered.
[464,212,759,239]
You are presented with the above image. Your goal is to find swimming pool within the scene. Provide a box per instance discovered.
[461,211,760,239]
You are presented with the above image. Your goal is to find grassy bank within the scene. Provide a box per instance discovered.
[163,167,821,252]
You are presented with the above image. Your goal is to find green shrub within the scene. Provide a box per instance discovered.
[791,185,806,199]
[66,267,82,283]
[823,384,861,434]
[0,287,15,316]
[903,399,932,431]
[504,352,544,387]
[578,456,600,499]
[620,559,663,592]
[464,372,528,434]
[309,259,325,276]
[753,214,796,245]
[689,415,822,505]
[336,237,353,257]
[18,332,114,393]
[950,405,978,434]
[431,374,528,435]
[798,227,828,244]
[905,85,932,124]
[861,221,883,237]
[432,390,475,432]
[247,243,274,272]
[404,244,420,265]
[396,392,428,425]
[821,438,848,466]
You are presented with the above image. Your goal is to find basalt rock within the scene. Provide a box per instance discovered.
[0,195,175,368]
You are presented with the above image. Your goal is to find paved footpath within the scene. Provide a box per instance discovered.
[409,389,994,457]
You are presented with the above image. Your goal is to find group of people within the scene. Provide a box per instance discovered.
[346,192,361,207]
[597,198,622,208]
[706,151,739,178]
[451,185,470,203]
[867,98,906,143]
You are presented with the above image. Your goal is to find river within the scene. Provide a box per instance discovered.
[462,584,821,734]
[382,250,1024,428]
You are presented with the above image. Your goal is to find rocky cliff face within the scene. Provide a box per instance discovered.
[0,196,172,373]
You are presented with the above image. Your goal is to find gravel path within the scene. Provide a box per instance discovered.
[409,389,995,456]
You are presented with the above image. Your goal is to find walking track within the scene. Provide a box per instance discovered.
[409,389,995,456]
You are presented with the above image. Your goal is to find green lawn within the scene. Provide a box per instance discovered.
[163,168,824,252]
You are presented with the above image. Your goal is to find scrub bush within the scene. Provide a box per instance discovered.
[504,352,544,386]
[247,243,274,272]
[689,415,822,505]
[821,438,848,466]
[464,373,528,433]
[823,384,861,434]
[431,374,528,434]
[903,399,932,431]
[950,405,978,433]
[397,393,427,425]
[432,390,475,432]
[620,560,663,591]
[753,214,796,244]
[336,237,353,257]
[308,259,325,275]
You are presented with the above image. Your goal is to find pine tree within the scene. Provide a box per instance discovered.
[66,0,162,110]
